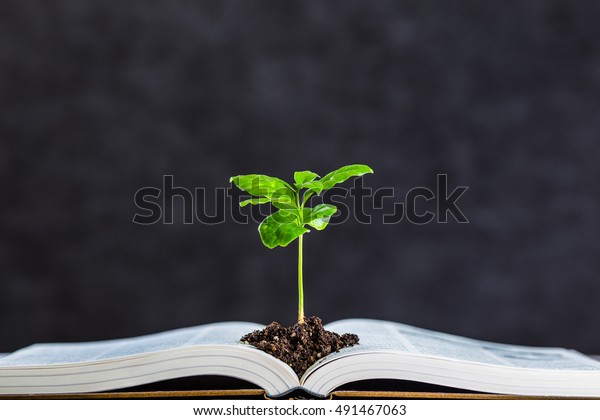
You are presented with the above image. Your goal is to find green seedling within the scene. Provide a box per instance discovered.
[230,164,374,324]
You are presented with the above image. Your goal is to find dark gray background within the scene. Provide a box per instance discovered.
[1,1,599,354]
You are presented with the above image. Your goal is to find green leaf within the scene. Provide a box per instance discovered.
[270,188,297,210]
[271,198,297,210]
[258,210,309,249]
[299,180,324,195]
[230,174,294,199]
[320,164,374,190]
[294,170,319,186]
[301,190,315,206]
[303,204,338,231]
[239,197,271,207]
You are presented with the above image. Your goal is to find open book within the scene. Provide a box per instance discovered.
[1,319,599,398]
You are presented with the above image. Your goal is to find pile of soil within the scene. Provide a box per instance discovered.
[241,316,359,377]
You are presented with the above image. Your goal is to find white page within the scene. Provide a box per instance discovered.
[326,319,600,370]
[0,322,262,367]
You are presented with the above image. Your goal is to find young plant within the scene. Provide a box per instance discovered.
[229,164,374,324]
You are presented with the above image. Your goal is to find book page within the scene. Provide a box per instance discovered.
[0,322,262,366]
[325,319,600,370]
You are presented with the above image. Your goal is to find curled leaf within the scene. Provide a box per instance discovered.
[294,170,319,186]
[239,197,270,207]
[258,210,309,248]
[303,204,338,231]
[299,180,324,195]
[320,164,374,190]
[270,189,297,210]
[230,174,294,199]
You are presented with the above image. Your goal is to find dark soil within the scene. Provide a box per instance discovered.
[241,316,359,377]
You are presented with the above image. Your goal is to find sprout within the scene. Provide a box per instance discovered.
[230,164,374,324]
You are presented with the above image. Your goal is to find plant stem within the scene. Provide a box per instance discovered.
[297,233,304,324]
[296,189,305,324]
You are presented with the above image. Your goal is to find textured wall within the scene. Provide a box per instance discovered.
[1,1,600,354]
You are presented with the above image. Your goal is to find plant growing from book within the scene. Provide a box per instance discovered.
[230,164,373,375]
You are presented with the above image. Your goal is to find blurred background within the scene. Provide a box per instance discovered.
[1,0,599,354]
